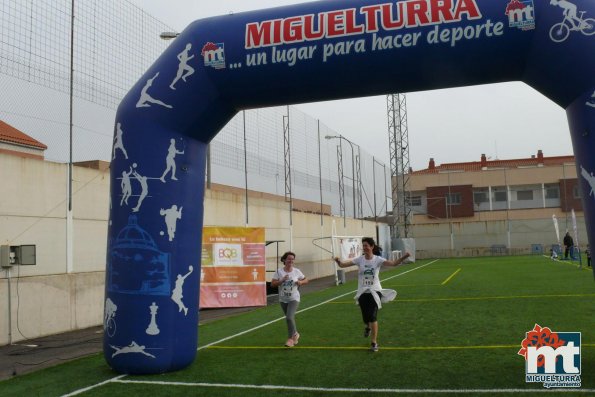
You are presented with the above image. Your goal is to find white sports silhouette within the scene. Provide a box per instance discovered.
[587,90,595,108]
[132,166,148,212]
[160,205,183,241]
[120,167,133,206]
[170,43,195,90]
[136,72,172,109]
[110,341,155,358]
[171,266,193,316]
[160,139,185,182]
[581,166,595,197]
[112,123,128,160]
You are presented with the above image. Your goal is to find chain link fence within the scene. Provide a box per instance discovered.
[0,0,392,225]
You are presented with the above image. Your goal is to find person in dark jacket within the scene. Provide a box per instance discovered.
[563,232,574,260]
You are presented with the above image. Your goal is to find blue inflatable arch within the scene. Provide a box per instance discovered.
[105,0,594,374]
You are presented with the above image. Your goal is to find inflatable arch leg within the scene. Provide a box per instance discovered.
[568,88,595,281]
[104,128,206,374]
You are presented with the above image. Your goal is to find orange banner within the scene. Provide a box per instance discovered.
[200,227,266,308]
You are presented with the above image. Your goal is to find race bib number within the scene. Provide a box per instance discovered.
[363,273,374,287]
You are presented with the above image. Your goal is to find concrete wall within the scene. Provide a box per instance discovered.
[412,216,587,258]
[409,163,578,192]
[0,154,377,345]
[0,272,105,344]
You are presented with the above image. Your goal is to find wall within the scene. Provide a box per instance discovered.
[409,163,579,192]
[0,154,378,345]
[412,215,587,258]
[426,185,474,218]
[560,178,582,212]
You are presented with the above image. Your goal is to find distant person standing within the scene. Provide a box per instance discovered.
[271,251,308,347]
[334,237,410,352]
[586,245,591,267]
[563,231,574,259]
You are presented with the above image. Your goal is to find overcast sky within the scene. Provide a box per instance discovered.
[130,0,574,170]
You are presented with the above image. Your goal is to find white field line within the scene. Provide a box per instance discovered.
[113,379,595,394]
[540,255,588,269]
[60,375,126,396]
[61,260,438,396]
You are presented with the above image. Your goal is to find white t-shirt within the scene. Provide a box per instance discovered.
[273,267,306,303]
[353,255,385,293]
[352,255,399,308]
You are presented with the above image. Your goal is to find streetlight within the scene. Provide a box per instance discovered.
[325,135,357,219]
[159,32,179,40]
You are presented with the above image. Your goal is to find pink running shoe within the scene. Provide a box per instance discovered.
[285,338,294,347]
[292,332,300,345]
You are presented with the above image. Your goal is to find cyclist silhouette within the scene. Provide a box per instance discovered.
[551,0,578,25]
[104,298,118,337]
[549,0,595,42]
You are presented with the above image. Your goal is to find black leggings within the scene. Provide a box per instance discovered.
[358,292,381,323]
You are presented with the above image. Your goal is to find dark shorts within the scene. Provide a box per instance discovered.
[358,292,382,323]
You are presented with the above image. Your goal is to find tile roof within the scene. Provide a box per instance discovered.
[0,119,47,150]
[411,155,575,175]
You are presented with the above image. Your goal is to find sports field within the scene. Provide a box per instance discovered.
[2,255,595,396]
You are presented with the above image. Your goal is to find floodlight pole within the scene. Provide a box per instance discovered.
[373,156,377,223]
[66,0,74,274]
[447,172,454,251]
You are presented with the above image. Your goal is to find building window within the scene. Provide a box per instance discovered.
[473,191,488,204]
[516,190,533,201]
[545,184,559,199]
[494,191,507,202]
[573,185,582,199]
[446,192,461,205]
[407,195,422,207]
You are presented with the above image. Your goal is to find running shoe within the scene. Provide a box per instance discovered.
[285,338,294,347]
[370,342,379,352]
[292,332,300,345]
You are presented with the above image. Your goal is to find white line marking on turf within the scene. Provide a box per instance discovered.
[60,375,126,396]
[113,379,595,394]
[198,259,439,351]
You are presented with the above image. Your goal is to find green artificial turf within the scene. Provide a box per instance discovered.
[2,255,594,396]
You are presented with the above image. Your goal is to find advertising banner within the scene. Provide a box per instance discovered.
[200,227,266,308]
[552,214,560,245]
[572,209,580,249]
[338,237,362,260]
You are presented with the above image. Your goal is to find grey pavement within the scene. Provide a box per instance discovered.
[0,270,358,381]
